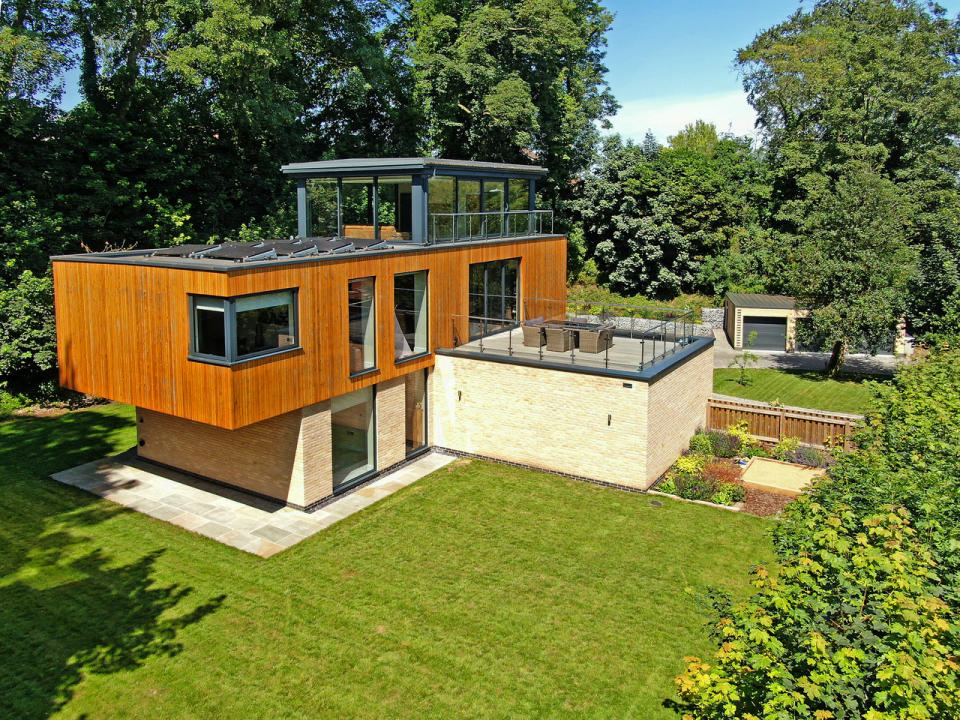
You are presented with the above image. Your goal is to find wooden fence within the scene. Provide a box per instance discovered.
[706,394,863,450]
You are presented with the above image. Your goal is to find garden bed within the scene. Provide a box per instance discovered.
[655,422,836,512]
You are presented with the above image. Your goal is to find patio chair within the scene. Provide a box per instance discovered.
[521,317,546,347]
[578,323,614,354]
[545,326,575,352]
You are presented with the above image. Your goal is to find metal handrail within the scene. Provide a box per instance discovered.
[430,209,554,243]
[522,297,699,370]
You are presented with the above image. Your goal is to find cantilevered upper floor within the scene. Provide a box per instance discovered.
[280,157,551,245]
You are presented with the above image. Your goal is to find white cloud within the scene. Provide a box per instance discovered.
[605,91,760,144]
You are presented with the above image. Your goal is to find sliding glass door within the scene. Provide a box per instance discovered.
[468,258,520,340]
[404,371,427,456]
[331,386,375,490]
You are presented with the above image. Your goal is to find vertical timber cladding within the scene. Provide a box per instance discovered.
[53,235,566,430]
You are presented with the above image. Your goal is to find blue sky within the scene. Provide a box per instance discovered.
[601,0,960,142]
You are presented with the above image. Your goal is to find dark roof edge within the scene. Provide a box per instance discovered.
[50,234,567,274]
[435,335,714,383]
[280,157,548,177]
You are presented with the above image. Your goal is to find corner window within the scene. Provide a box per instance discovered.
[190,290,298,365]
[395,270,428,360]
[348,277,376,374]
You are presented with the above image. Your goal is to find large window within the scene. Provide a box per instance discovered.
[341,177,376,239]
[508,178,531,235]
[458,179,482,237]
[348,277,376,374]
[428,175,456,242]
[191,290,297,364]
[468,258,520,339]
[306,178,339,236]
[331,386,376,490]
[484,180,505,237]
[394,271,428,360]
[377,176,413,241]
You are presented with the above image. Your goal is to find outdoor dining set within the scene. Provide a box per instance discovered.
[521,318,616,353]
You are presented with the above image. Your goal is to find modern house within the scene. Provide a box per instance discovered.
[53,158,715,511]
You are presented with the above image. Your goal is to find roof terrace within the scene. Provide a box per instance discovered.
[439,298,715,380]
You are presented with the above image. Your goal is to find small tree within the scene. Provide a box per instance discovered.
[728,331,758,386]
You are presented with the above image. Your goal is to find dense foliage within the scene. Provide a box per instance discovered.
[674,344,960,718]
[577,128,772,297]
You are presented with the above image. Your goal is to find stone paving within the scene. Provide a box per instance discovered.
[51,450,455,558]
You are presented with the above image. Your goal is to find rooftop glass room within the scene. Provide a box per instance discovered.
[280,158,551,245]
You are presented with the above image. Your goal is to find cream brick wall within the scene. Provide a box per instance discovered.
[431,356,650,488]
[644,345,714,484]
[377,376,407,469]
[137,400,333,507]
[293,401,333,506]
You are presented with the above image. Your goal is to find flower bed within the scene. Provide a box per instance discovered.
[656,422,836,506]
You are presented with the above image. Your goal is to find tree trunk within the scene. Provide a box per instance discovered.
[826,340,846,377]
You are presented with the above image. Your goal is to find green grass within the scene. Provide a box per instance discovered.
[714,368,883,414]
[0,404,774,719]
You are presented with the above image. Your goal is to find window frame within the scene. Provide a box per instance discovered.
[188,288,301,367]
[394,269,430,364]
[347,275,378,377]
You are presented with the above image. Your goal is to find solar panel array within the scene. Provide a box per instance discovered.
[151,236,394,263]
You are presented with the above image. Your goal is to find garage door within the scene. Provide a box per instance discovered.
[742,316,786,350]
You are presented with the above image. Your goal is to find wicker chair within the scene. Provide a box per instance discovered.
[545,326,575,352]
[522,324,546,347]
[578,323,614,354]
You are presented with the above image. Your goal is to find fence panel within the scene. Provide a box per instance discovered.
[707,395,862,449]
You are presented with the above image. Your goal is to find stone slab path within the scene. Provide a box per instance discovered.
[51,450,455,558]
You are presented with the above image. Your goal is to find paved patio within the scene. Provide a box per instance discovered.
[51,450,454,558]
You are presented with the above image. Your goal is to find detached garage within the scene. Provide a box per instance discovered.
[725,293,804,351]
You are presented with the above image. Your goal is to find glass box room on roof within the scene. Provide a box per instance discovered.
[279,158,551,245]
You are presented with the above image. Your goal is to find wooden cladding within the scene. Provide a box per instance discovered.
[706,394,861,450]
[54,236,566,429]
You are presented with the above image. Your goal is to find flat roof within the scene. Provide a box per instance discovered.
[50,233,562,273]
[726,292,797,310]
[279,157,548,178]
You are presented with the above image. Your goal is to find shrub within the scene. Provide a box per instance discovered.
[670,452,708,479]
[702,461,741,486]
[772,435,800,461]
[688,431,713,456]
[675,505,960,719]
[709,483,745,506]
[739,444,769,459]
[705,430,740,458]
[787,444,835,469]
[673,475,714,502]
[725,420,759,450]
[656,477,676,495]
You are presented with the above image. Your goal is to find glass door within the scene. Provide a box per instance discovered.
[467,258,521,340]
[331,386,376,490]
[404,371,427,456]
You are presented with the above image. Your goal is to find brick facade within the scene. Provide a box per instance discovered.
[431,357,650,488]
[430,346,713,490]
[376,376,406,469]
[644,347,714,483]
[137,399,336,508]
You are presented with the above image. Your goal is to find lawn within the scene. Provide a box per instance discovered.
[1,404,774,720]
[713,368,882,414]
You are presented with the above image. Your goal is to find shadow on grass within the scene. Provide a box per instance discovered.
[0,407,226,718]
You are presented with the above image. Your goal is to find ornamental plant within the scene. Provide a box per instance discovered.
[675,503,960,720]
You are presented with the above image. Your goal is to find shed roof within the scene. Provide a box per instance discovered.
[726,292,797,310]
[279,157,548,178]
